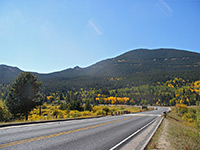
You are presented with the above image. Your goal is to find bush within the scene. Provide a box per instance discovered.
[59,103,67,110]
[70,100,83,111]
[110,106,117,114]
[175,103,188,114]
[52,109,59,118]
[81,111,93,117]
[96,109,105,116]
[102,106,110,115]
[189,108,196,114]
[69,110,81,118]
[93,106,101,113]
[59,111,64,119]
[120,106,125,110]
[85,100,92,111]
[182,112,196,122]
[42,103,47,109]
[0,99,11,122]
[29,114,43,121]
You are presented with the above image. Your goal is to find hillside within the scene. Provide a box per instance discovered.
[86,48,200,75]
[40,48,200,77]
[0,48,200,92]
[39,48,200,92]
[0,65,23,84]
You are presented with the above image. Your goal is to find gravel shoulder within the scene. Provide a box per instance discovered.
[145,117,174,150]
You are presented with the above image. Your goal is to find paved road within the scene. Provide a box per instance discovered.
[0,107,169,150]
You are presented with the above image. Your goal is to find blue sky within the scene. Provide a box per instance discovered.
[0,0,200,73]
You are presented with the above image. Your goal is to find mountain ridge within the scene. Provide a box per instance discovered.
[1,48,200,92]
[1,48,200,74]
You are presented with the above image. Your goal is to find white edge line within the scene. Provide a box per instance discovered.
[0,121,67,130]
[109,117,159,150]
[0,117,103,130]
[140,117,164,150]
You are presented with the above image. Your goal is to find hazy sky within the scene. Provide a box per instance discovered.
[0,0,200,73]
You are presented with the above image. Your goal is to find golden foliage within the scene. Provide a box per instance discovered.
[117,59,126,63]
[96,96,129,104]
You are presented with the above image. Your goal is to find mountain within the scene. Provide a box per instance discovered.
[1,49,200,92]
[0,65,23,84]
[85,48,200,76]
[40,48,200,77]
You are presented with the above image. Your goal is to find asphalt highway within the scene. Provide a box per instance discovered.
[0,107,169,150]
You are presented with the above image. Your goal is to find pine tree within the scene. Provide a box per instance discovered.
[6,72,42,120]
[85,100,92,111]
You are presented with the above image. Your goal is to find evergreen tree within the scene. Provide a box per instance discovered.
[70,100,82,111]
[6,72,42,120]
[85,100,92,111]
[59,93,64,100]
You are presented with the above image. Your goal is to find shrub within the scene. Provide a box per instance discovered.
[96,109,105,116]
[69,110,81,118]
[189,108,196,114]
[42,103,47,109]
[84,100,92,111]
[59,103,67,110]
[59,111,64,119]
[81,111,93,117]
[0,99,11,122]
[93,106,101,113]
[102,106,110,115]
[175,103,188,114]
[52,109,59,118]
[182,112,196,122]
[120,106,125,110]
[110,106,117,114]
[29,114,43,121]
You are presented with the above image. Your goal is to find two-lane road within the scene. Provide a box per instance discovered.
[0,107,169,150]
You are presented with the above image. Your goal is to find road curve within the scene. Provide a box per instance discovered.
[0,107,169,150]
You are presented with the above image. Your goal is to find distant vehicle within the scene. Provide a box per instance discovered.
[142,106,148,110]
[162,111,167,118]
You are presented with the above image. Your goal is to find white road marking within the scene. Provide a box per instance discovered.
[109,117,159,150]
[0,117,103,130]
[124,114,161,117]
[139,117,164,150]
[0,121,73,130]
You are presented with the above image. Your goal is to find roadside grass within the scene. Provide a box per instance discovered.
[146,108,200,150]
[0,105,151,124]
[145,118,165,149]
[168,110,200,150]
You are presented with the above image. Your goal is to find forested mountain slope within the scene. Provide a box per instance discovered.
[1,49,200,92]
[0,65,23,84]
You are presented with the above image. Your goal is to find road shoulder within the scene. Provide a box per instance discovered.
[146,117,174,150]
[120,116,163,150]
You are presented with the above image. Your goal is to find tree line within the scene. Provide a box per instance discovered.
[0,72,200,122]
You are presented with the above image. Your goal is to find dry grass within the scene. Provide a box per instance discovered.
[168,111,200,150]
[146,118,172,150]
[146,109,200,150]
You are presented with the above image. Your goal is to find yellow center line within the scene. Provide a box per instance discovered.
[0,117,134,149]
